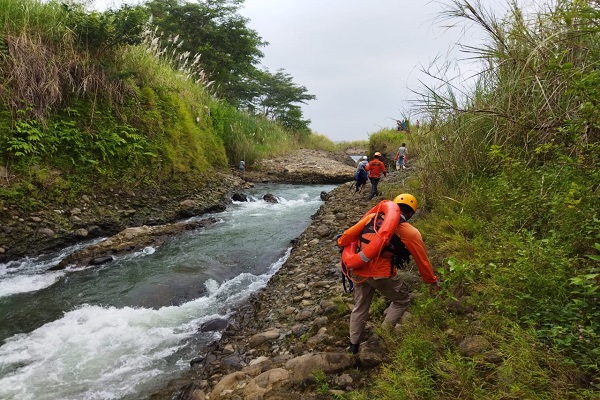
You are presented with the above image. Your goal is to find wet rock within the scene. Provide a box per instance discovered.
[88,255,114,266]
[200,318,230,333]
[263,193,278,203]
[190,357,205,367]
[55,218,218,269]
[231,193,248,202]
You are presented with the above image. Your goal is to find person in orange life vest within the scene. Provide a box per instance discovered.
[338,193,440,354]
[365,152,386,200]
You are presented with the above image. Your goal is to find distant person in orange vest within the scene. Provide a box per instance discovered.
[365,152,386,200]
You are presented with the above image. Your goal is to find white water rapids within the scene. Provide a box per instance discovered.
[0,183,335,400]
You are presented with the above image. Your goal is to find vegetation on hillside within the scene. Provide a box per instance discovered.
[357,0,599,398]
[0,0,327,208]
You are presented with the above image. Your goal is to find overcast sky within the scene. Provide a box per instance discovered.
[240,0,463,142]
[92,0,514,142]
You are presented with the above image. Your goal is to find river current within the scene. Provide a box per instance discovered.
[0,183,336,400]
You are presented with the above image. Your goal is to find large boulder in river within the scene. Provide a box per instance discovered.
[263,194,278,203]
[242,149,355,184]
[231,193,248,202]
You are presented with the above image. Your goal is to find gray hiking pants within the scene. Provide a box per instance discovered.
[349,275,411,344]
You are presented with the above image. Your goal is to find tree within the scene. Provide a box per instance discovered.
[65,3,148,57]
[252,69,316,132]
[142,0,266,105]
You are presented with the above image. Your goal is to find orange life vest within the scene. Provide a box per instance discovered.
[338,200,401,279]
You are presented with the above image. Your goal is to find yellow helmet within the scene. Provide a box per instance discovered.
[393,193,418,212]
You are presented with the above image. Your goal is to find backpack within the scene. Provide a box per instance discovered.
[355,167,368,183]
[337,200,406,292]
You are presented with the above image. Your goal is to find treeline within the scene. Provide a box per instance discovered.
[361,1,599,398]
[0,0,324,203]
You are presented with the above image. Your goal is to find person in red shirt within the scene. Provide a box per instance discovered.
[365,152,387,200]
[337,193,440,354]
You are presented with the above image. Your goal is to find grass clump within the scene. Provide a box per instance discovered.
[353,0,600,398]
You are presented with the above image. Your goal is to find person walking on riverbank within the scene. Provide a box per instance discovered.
[365,152,386,200]
[337,193,440,354]
[395,143,408,170]
[354,156,369,192]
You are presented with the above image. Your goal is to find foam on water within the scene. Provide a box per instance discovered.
[0,238,104,298]
[0,249,291,400]
[0,272,65,297]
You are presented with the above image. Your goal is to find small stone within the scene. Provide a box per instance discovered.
[75,228,89,237]
[38,228,55,237]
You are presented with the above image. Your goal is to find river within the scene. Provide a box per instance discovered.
[0,183,336,400]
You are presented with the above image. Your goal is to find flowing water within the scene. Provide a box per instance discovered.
[0,183,336,400]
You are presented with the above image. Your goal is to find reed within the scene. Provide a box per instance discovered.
[414,0,600,194]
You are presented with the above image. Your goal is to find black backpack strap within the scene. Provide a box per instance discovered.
[340,260,354,293]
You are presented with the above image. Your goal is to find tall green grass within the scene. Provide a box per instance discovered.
[0,0,331,207]
[359,1,599,398]
[0,0,72,43]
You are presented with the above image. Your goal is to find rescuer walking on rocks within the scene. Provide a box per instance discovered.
[365,152,386,200]
[337,193,440,354]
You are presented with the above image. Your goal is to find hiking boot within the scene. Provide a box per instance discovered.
[348,343,360,354]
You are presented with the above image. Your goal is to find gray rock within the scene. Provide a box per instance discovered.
[249,329,280,348]
[358,335,387,368]
[38,228,55,237]
[284,353,354,382]
[458,335,490,357]
[75,228,89,237]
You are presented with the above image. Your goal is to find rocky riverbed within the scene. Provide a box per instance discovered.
[147,154,426,400]
[4,148,424,399]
